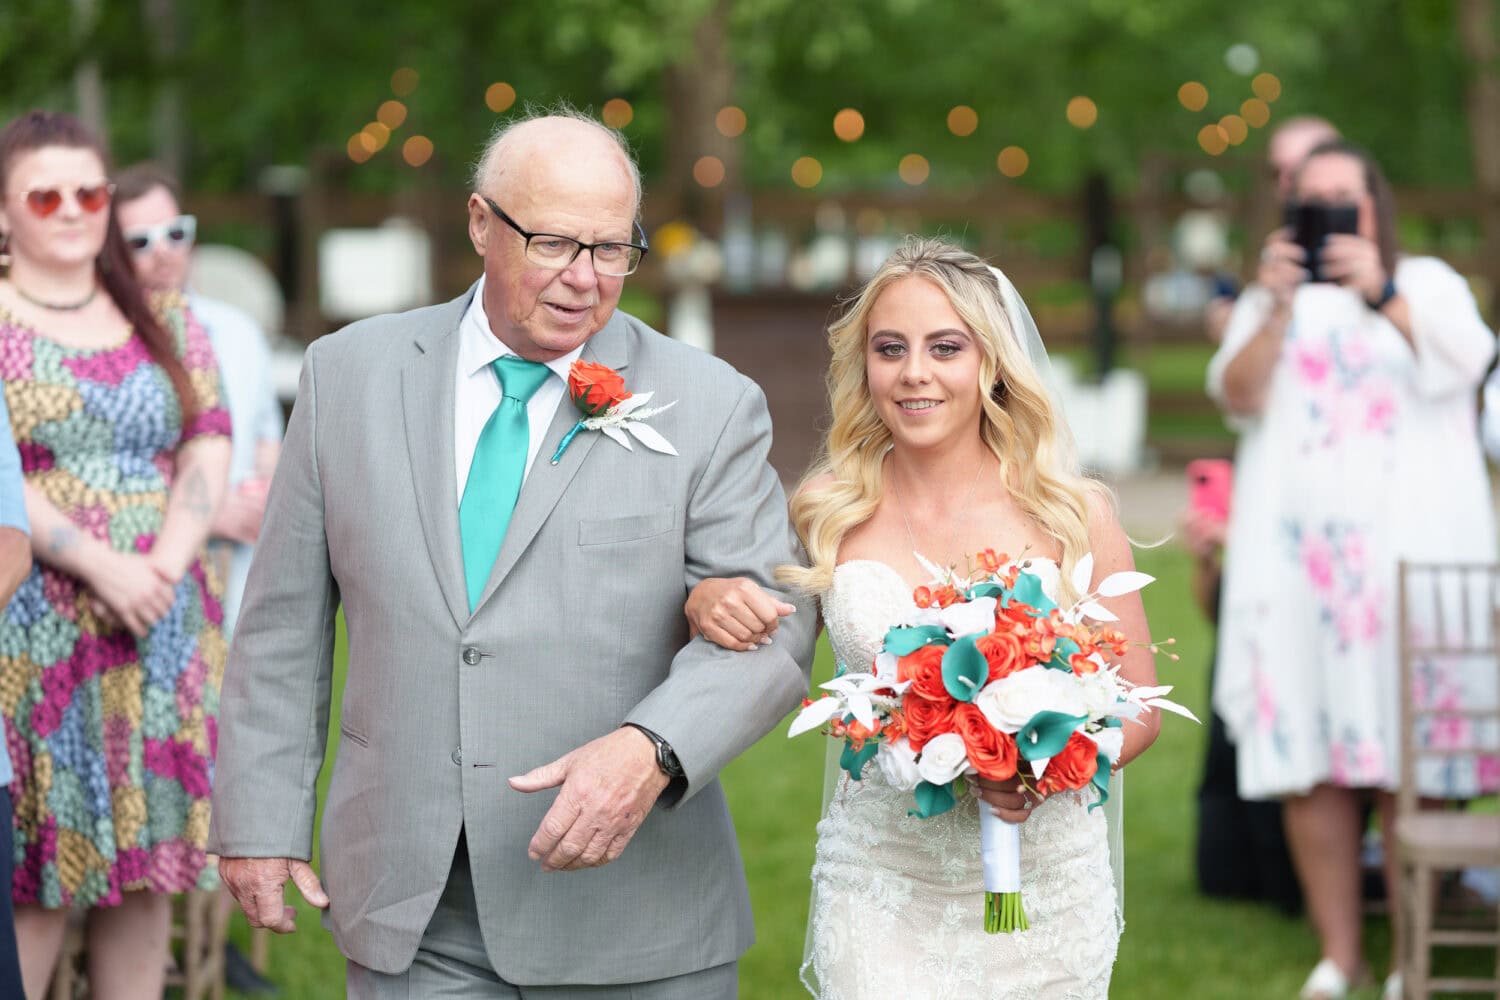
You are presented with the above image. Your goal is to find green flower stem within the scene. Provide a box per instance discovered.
[984,891,1029,934]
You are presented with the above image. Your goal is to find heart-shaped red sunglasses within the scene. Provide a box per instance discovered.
[18,183,115,218]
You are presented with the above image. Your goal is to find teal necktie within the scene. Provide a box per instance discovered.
[459,355,553,611]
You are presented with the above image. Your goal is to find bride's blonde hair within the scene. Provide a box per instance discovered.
[781,237,1098,595]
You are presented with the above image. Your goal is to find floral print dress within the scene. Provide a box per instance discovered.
[1207,257,1499,799]
[0,297,231,908]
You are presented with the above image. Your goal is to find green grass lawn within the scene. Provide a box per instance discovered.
[223,546,1407,998]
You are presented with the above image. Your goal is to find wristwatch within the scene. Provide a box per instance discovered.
[623,723,685,779]
[1366,276,1398,312]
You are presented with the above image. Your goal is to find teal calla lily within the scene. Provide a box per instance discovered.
[941,633,989,702]
[1006,570,1057,614]
[908,780,956,818]
[884,624,950,656]
[840,739,880,780]
[1016,711,1089,761]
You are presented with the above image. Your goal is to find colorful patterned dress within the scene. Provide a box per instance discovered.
[1207,258,1500,800]
[0,296,231,909]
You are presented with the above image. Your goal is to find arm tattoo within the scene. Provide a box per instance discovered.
[47,525,78,556]
[180,469,213,521]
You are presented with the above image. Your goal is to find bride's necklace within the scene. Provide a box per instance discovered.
[888,455,989,572]
[12,282,98,312]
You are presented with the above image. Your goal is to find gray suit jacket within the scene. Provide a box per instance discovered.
[207,284,815,983]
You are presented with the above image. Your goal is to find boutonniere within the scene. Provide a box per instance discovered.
[550,360,679,464]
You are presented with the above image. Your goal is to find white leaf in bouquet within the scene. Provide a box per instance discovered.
[916,732,970,785]
[1141,695,1201,723]
[974,667,1087,733]
[1077,600,1119,622]
[877,736,923,790]
[1030,754,1052,779]
[1096,571,1155,597]
[940,595,997,637]
[873,651,901,684]
[1071,552,1095,596]
[913,550,950,583]
[789,697,844,737]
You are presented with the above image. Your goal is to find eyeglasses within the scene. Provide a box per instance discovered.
[19,182,115,218]
[481,197,648,277]
[123,214,197,254]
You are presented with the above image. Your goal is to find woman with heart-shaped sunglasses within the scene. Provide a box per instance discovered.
[0,110,233,998]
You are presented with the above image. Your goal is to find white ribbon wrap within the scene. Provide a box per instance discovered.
[978,804,1021,893]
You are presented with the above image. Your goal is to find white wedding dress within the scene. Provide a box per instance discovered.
[801,559,1121,1000]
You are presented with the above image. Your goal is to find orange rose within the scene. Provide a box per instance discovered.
[897,644,949,703]
[568,360,630,416]
[1038,731,1099,794]
[902,694,958,752]
[976,632,1027,683]
[955,703,1017,780]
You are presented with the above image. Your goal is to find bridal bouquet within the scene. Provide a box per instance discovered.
[790,549,1196,933]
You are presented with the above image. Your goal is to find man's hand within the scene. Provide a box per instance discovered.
[508,727,671,872]
[219,856,330,934]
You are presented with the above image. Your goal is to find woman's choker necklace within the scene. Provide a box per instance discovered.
[12,282,98,312]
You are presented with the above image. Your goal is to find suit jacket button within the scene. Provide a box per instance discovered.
[451,747,463,766]
[462,647,481,666]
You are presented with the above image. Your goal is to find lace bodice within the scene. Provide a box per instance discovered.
[802,559,1120,1000]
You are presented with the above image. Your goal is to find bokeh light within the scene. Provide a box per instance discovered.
[947,105,978,137]
[997,146,1029,178]
[1252,72,1282,102]
[833,108,865,142]
[485,82,516,113]
[1219,114,1249,145]
[1177,82,1208,112]
[855,207,886,235]
[1066,96,1098,129]
[791,156,823,188]
[347,134,374,163]
[391,68,418,96]
[1197,124,1229,156]
[402,135,434,166]
[1241,97,1271,128]
[898,154,930,185]
[716,106,747,137]
[602,99,634,128]
[1225,43,1260,76]
[362,122,391,151]
[693,155,726,188]
[377,100,407,129]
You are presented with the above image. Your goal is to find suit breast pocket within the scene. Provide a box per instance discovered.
[577,506,677,546]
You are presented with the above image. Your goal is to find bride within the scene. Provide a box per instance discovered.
[686,238,1161,998]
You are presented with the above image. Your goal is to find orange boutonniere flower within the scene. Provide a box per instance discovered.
[567,360,631,417]
[550,359,679,464]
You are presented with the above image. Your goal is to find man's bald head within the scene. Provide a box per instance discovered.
[1269,116,1340,196]
[473,111,641,219]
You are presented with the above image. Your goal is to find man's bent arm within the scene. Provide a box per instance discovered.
[209,347,339,860]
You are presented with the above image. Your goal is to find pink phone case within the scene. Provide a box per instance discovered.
[1186,459,1232,523]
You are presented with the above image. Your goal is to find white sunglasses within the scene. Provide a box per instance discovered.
[123,214,197,254]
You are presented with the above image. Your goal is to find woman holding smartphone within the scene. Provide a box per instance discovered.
[1208,141,1496,1000]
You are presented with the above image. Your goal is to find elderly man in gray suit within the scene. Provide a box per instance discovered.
[207,110,815,998]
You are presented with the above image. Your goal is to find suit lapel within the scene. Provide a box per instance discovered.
[472,312,633,616]
[402,290,474,630]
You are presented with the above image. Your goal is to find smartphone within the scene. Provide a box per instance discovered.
[1186,459,1232,524]
[1283,201,1359,283]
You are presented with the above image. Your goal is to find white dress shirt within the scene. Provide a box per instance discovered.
[454,276,584,502]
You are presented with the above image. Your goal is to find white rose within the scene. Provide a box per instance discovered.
[974,667,1087,733]
[1091,726,1124,765]
[916,732,970,786]
[876,736,923,790]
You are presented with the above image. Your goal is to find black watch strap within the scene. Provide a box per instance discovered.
[1366,277,1397,311]
[623,723,684,778]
